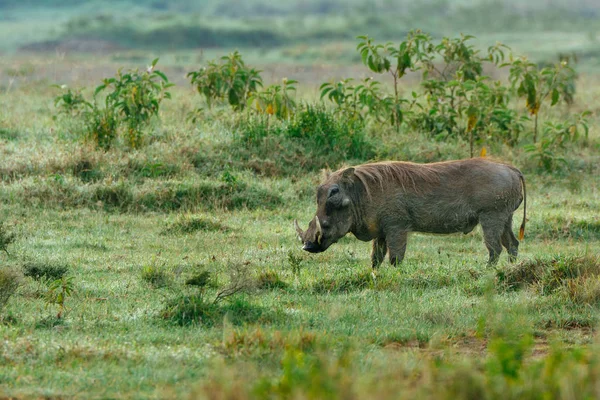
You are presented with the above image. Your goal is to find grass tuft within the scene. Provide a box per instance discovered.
[312,270,375,294]
[257,270,288,290]
[0,221,16,255]
[532,216,600,240]
[23,262,70,282]
[497,255,600,305]
[186,270,212,288]
[163,215,228,235]
[141,265,170,288]
[162,296,273,327]
[0,268,22,311]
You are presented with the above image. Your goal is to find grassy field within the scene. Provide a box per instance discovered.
[1,2,600,398]
[0,59,599,398]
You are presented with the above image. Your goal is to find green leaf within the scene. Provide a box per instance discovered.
[94,84,107,97]
[153,70,169,82]
[551,88,559,106]
[361,49,369,65]
[367,55,376,72]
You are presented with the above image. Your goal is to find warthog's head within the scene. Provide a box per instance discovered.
[295,168,355,253]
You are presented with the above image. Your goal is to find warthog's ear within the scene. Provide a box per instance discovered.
[341,168,355,182]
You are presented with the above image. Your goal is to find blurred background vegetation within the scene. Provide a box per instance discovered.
[1,0,600,70]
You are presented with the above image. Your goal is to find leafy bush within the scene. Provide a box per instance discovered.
[94,58,174,148]
[508,57,577,143]
[84,107,119,150]
[317,31,587,161]
[248,78,297,120]
[45,276,76,319]
[286,105,372,160]
[320,77,386,122]
[233,105,374,175]
[188,51,262,110]
[54,59,173,149]
[523,112,590,172]
[53,85,91,116]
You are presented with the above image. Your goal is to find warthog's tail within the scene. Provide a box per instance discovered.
[518,173,527,241]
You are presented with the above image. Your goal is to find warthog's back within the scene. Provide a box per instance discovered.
[351,159,524,235]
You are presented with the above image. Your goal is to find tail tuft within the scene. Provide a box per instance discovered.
[519,225,525,241]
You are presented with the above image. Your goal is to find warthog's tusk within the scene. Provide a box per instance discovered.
[294,219,304,242]
[315,216,322,245]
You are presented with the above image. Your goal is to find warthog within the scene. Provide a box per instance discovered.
[295,159,526,267]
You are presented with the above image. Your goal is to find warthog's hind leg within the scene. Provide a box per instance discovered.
[371,238,387,269]
[480,213,504,266]
[387,231,408,266]
[501,216,519,262]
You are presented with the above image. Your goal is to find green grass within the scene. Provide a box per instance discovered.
[0,28,600,396]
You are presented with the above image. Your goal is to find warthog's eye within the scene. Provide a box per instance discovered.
[327,185,339,198]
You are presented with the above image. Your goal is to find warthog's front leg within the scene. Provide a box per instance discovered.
[371,238,387,269]
[387,231,408,266]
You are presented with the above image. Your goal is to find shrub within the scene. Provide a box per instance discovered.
[52,85,91,116]
[94,58,174,148]
[187,51,262,110]
[54,59,173,149]
[508,57,577,143]
[286,105,373,160]
[248,78,297,120]
[45,276,76,319]
[235,105,374,174]
[84,107,119,150]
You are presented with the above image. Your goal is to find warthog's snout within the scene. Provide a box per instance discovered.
[302,240,322,253]
[295,218,325,253]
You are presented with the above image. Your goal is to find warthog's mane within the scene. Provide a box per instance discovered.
[333,161,442,199]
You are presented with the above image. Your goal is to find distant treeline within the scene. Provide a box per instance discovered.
[5,0,600,51]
